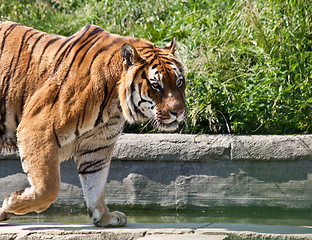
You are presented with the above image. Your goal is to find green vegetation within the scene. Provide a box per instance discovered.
[1,0,311,134]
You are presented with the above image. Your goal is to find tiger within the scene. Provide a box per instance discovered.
[0,21,186,227]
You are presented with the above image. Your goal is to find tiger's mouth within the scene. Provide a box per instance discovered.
[152,119,180,132]
[148,109,185,132]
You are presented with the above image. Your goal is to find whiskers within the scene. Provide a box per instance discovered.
[139,116,155,133]
[178,117,189,133]
[139,111,188,133]
[139,115,165,133]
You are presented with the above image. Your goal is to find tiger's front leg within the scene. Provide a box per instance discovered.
[75,141,127,227]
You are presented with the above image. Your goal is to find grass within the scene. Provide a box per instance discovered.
[1,0,311,134]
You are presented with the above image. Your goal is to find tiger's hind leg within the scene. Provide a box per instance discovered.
[1,154,60,217]
[0,124,61,219]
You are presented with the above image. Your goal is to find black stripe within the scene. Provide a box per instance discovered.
[89,38,123,70]
[0,98,5,136]
[53,35,75,60]
[159,56,180,65]
[79,144,112,156]
[127,103,136,121]
[106,49,119,66]
[78,35,102,67]
[79,167,105,175]
[94,80,109,126]
[24,30,40,45]
[20,86,25,114]
[165,61,175,65]
[89,48,106,67]
[136,43,154,49]
[158,53,176,57]
[75,116,80,137]
[128,65,148,115]
[53,124,61,148]
[106,128,123,140]
[11,29,34,79]
[130,81,135,94]
[141,71,150,83]
[0,56,15,134]
[15,113,19,127]
[133,65,145,80]
[63,25,91,59]
[138,82,153,106]
[128,82,139,119]
[148,56,157,66]
[80,100,88,128]
[51,89,60,109]
[99,116,121,128]
[0,23,21,58]
[80,26,104,45]
[39,37,61,64]
[143,53,154,59]
[63,31,98,80]
[131,98,140,116]
[129,77,140,116]
[53,37,75,74]
[78,158,108,175]
[141,49,157,56]
[25,33,45,74]
[52,35,76,77]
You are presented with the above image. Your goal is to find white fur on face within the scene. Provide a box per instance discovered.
[132,85,156,120]
[148,66,163,89]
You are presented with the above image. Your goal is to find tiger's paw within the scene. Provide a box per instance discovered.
[0,208,11,222]
[93,211,127,227]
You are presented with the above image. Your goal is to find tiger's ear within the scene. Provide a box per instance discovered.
[164,37,176,55]
[120,43,142,69]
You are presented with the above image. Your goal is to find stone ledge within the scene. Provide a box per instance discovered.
[1,222,312,240]
[2,134,312,162]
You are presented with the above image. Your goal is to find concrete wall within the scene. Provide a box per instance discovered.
[1,134,312,209]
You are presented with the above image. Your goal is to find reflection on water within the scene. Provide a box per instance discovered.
[6,205,312,226]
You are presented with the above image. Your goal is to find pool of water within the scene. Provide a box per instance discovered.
[6,205,312,226]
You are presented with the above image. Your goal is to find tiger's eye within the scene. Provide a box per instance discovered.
[152,82,161,91]
[177,76,184,87]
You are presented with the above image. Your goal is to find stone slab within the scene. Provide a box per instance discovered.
[230,135,312,161]
[2,134,312,162]
[113,134,231,162]
[1,222,312,240]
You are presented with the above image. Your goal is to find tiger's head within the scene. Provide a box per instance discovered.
[118,39,186,132]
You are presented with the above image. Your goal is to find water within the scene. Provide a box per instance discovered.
[6,206,312,226]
